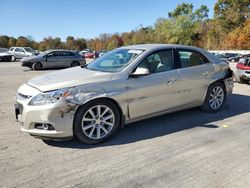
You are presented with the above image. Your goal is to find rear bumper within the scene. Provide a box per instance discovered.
[224,76,234,94]
[223,68,234,94]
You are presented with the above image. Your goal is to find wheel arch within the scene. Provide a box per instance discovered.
[73,97,125,131]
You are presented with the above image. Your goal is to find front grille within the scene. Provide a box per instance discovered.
[16,92,32,100]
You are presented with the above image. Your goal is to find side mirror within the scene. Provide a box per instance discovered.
[43,56,47,61]
[130,67,150,77]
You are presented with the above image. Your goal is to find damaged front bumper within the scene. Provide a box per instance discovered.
[16,99,76,139]
[15,84,77,139]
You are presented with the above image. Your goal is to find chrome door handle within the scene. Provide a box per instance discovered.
[167,78,177,85]
[203,71,209,76]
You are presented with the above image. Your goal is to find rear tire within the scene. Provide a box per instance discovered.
[12,56,16,62]
[71,61,80,67]
[32,62,42,70]
[201,82,226,113]
[73,99,120,144]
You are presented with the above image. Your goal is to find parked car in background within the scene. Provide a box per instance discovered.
[8,47,39,60]
[80,49,95,58]
[230,53,250,62]
[21,49,86,70]
[214,53,229,63]
[234,58,250,84]
[0,48,13,62]
[221,53,238,59]
[98,50,109,57]
[15,44,234,144]
[84,52,95,58]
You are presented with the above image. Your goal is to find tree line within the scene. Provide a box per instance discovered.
[0,0,250,51]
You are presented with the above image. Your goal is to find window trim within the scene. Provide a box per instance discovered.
[129,48,176,77]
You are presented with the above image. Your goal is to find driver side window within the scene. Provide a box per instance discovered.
[47,52,58,58]
[137,50,174,74]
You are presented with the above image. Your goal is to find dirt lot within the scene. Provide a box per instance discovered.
[0,61,250,188]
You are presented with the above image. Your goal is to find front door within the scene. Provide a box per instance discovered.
[127,49,181,119]
[44,51,60,68]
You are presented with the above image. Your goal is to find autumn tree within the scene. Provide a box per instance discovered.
[16,36,30,47]
[8,37,17,47]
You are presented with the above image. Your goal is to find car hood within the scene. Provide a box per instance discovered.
[21,55,42,62]
[0,52,10,56]
[27,67,113,92]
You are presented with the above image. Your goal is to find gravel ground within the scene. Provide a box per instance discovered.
[0,61,250,188]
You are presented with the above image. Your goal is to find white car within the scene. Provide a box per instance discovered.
[8,47,39,60]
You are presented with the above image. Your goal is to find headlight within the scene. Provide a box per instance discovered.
[29,88,76,106]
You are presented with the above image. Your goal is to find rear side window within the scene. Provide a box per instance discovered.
[177,50,209,68]
[9,47,14,51]
[60,51,74,56]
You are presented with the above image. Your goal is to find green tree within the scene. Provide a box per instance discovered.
[168,3,193,18]
[214,0,250,31]
[0,35,10,48]
[155,3,209,46]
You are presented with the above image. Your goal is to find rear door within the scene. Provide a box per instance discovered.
[176,48,215,105]
[60,51,75,67]
[14,48,25,58]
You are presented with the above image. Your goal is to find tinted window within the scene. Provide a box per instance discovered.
[24,47,35,52]
[138,50,174,74]
[60,51,74,56]
[9,48,14,51]
[178,50,209,68]
[47,52,59,57]
[14,48,24,52]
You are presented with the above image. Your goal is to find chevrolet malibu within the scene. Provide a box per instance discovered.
[15,44,234,144]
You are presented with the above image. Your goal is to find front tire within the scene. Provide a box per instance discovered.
[32,62,42,70]
[73,99,121,144]
[201,82,226,113]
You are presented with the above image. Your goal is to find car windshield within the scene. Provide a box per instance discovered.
[24,47,35,52]
[0,48,7,53]
[86,48,144,72]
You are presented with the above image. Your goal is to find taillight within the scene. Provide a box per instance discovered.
[236,63,250,70]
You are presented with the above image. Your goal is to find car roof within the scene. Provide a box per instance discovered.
[120,44,204,51]
[46,49,74,53]
[120,44,221,63]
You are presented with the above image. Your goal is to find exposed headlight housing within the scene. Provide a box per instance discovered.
[29,88,77,106]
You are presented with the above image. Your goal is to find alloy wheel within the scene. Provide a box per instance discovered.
[81,105,115,139]
[208,86,224,110]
